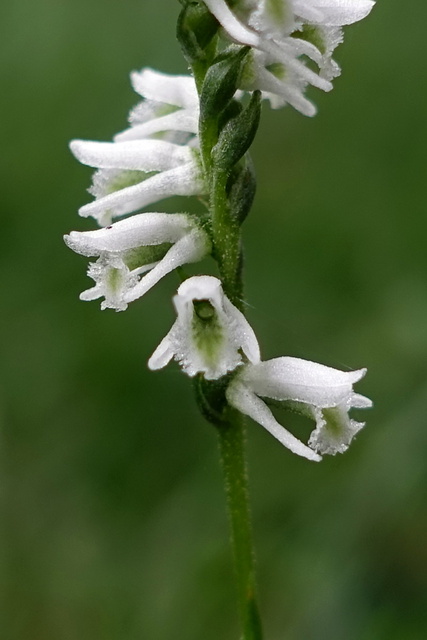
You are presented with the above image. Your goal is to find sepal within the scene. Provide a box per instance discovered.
[226,158,257,224]
[200,46,250,121]
[177,1,219,64]
[212,90,261,170]
[193,373,234,426]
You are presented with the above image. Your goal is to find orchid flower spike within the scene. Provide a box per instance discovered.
[203,0,375,115]
[148,276,261,380]
[226,356,372,461]
[64,213,211,311]
[70,137,205,227]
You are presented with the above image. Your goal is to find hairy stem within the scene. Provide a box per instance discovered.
[217,409,263,640]
[189,33,263,639]
[210,170,241,307]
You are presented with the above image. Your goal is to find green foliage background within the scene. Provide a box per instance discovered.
[1,1,427,638]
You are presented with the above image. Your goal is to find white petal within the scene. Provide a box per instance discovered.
[114,109,199,142]
[227,380,322,462]
[294,0,375,26]
[78,163,204,223]
[203,0,261,47]
[266,40,333,91]
[64,212,194,257]
[351,393,373,409]
[79,283,103,301]
[130,69,199,109]
[70,139,194,172]
[148,330,176,370]
[174,274,223,305]
[241,357,367,408]
[124,229,210,303]
[249,0,295,35]
[250,62,317,116]
[222,298,261,364]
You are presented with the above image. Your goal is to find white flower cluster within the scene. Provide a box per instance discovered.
[65,69,211,311]
[149,275,371,462]
[204,0,375,115]
[65,2,373,461]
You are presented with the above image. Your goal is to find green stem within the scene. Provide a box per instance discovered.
[217,410,263,640]
[211,170,242,307]
[192,36,263,639]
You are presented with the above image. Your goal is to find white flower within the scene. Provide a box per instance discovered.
[64,213,211,311]
[226,356,372,461]
[203,0,375,114]
[148,276,260,380]
[115,68,199,144]
[70,138,205,227]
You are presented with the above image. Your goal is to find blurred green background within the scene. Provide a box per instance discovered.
[1,1,427,638]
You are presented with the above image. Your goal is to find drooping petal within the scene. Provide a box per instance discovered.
[70,139,195,173]
[227,379,322,461]
[64,212,194,257]
[148,330,176,370]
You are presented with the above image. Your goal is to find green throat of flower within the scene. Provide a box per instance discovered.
[192,300,225,367]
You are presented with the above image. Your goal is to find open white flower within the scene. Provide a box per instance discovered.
[149,276,260,379]
[226,356,372,461]
[64,213,210,311]
[70,138,205,227]
[203,0,375,114]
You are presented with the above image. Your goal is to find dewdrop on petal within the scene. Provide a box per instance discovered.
[149,276,261,380]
